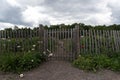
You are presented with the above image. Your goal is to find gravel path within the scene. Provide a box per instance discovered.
[0,61,120,80]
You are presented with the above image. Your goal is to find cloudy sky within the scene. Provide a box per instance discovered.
[0,0,120,29]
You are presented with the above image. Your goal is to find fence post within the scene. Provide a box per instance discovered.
[39,24,44,53]
[72,25,80,59]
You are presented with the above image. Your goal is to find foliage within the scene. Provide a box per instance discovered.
[0,52,46,73]
[73,53,120,72]
[0,37,40,53]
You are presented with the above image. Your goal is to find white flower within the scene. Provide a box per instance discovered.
[47,49,49,51]
[43,51,46,55]
[31,59,34,62]
[48,53,53,57]
[8,39,11,42]
[32,48,35,51]
[2,38,6,40]
[40,41,43,43]
[32,45,36,47]
[79,55,81,57]
[81,36,84,38]
[28,50,31,53]
[37,41,40,43]
[17,45,21,48]
[47,49,51,53]
[19,74,24,78]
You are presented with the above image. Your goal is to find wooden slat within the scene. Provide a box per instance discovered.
[110,30,114,52]
[113,30,117,52]
[118,31,120,51]
[91,30,94,54]
[106,30,109,53]
[96,30,100,54]
[94,30,97,54]
[115,30,119,52]
[85,30,88,53]
[88,30,91,54]
[83,30,85,54]
[70,29,74,60]
[99,30,102,53]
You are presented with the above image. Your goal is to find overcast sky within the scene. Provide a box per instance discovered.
[0,0,120,29]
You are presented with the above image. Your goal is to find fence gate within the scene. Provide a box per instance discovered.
[42,26,80,61]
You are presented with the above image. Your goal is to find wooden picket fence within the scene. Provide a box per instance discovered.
[79,30,120,54]
[0,25,120,61]
[42,26,80,61]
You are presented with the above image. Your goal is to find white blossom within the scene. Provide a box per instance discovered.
[43,51,46,55]
[8,39,11,42]
[79,55,81,57]
[40,41,43,43]
[37,41,40,43]
[2,38,6,40]
[19,74,24,78]
[81,36,84,38]
[32,48,35,51]
[17,45,21,48]
[47,49,51,53]
[32,45,36,47]
[28,50,31,53]
[48,53,53,57]
[31,59,34,62]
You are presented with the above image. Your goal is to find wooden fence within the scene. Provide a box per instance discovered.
[0,25,120,60]
[79,30,120,54]
[43,26,79,60]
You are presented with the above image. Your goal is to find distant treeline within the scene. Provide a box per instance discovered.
[44,23,120,30]
[2,23,120,30]
[0,23,120,38]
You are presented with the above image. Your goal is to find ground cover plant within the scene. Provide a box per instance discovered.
[0,34,47,73]
[73,52,120,72]
[0,51,46,73]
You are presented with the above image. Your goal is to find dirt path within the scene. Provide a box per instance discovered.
[0,61,120,80]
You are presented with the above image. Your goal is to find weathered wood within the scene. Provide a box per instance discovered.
[115,30,119,52]
[85,30,88,53]
[117,31,120,50]
[72,25,80,59]
[70,28,72,61]
[39,24,45,53]
[1,26,120,61]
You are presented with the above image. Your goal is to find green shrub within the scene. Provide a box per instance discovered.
[110,58,120,71]
[73,56,93,70]
[0,52,46,73]
[92,55,111,69]
[73,53,120,72]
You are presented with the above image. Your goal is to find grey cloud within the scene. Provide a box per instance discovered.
[0,0,30,26]
[43,0,101,13]
[108,3,120,24]
[41,0,105,25]
[0,0,120,26]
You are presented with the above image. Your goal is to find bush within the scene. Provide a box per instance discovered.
[73,56,93,70]
[110,58,120,71]
[73,53,120,72]
[0,52,46,73]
